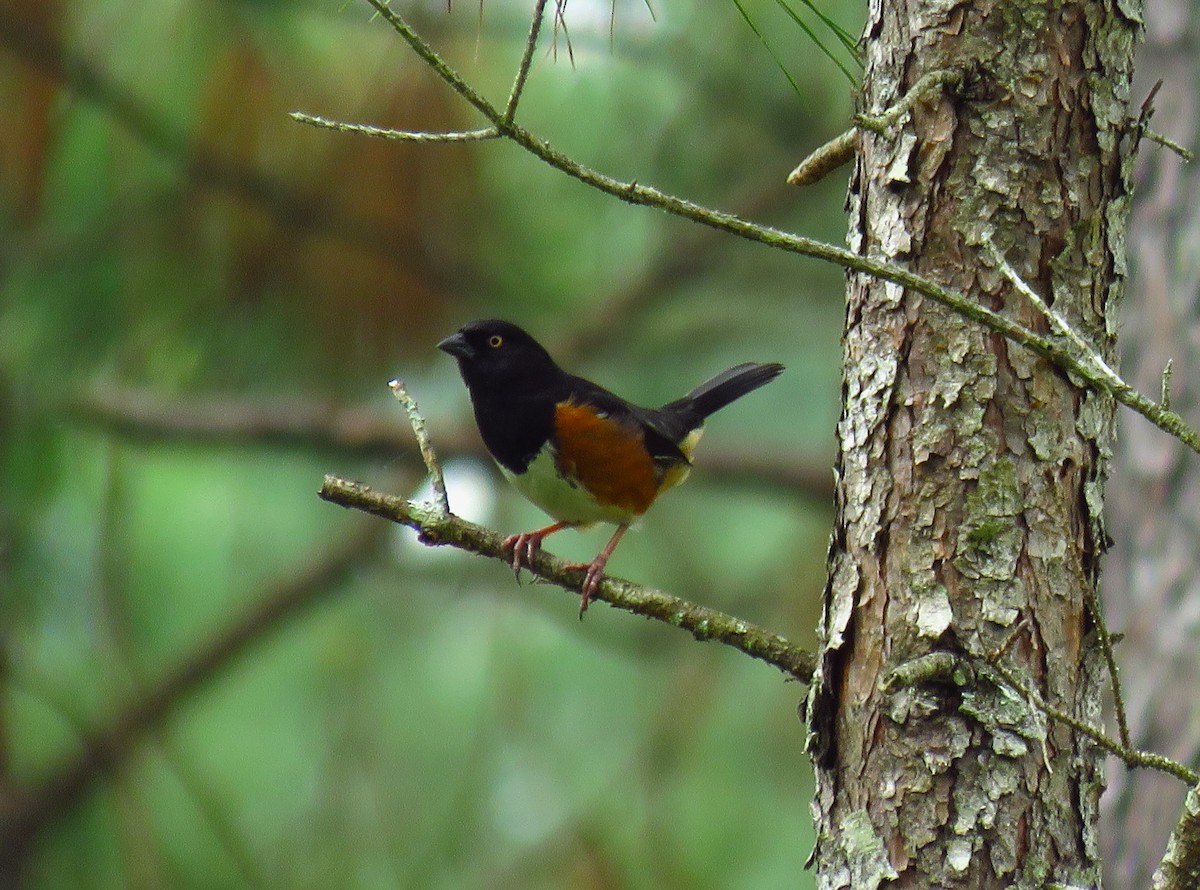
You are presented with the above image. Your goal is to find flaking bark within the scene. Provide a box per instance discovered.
[807,1,1141,887]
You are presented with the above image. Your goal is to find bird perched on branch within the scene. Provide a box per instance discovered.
[438,319,784,617]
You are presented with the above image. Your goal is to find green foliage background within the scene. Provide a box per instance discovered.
[1,0,860,886]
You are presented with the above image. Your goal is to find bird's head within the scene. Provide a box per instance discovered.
[438,319,561,393]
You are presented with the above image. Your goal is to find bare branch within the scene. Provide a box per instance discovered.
[789,67,963,185]
[1143,129,1195,162]
[854,67,964,134]
[787,129,857,186]
[985,236,1123,389]
[318,475,817,683]
[877,645,1199,787]
[364,0,498,124]
[876,644,1199,788]
[978,655,1198,786]
[288,113,499,143]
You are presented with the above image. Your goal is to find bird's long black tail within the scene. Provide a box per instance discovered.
[671,361,785,419]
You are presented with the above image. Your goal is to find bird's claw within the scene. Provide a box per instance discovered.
[502,532,543,583]
[501,522,611,618]
[563,558,608,619]
[580,562,605,618]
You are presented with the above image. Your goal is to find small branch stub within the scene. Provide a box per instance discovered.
[389,379,449,515]
[788,68,963,186]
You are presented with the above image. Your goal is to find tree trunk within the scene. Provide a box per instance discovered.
[807,1,1141,886]
[1103,1,1200,886]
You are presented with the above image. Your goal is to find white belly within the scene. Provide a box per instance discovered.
[499,445,635,526]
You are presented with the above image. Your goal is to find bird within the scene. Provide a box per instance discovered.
[438,319,784,617]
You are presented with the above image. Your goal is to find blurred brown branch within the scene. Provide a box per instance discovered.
[0,523,385,884]
[71,385,835,502]
[0,13,435,278]
[319,474,817,682]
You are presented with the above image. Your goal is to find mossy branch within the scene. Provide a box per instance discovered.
[318,474,815,683]
[881,648,1198,786]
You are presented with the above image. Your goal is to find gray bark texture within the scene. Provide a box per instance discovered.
[1104,1,1200,887]
[807,1,1142,887]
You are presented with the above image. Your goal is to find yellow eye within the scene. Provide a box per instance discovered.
[488,335,503,348]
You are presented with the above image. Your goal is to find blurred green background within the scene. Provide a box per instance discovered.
[0,0,858,887]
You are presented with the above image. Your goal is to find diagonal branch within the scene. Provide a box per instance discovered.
[294,1,1200,458]
[318,474,817,683]
[977,654,1198,786]
[882,648,1200,786]
[365,0,497,123]
[0,524,385,878]
[502,0,549,123]
[389,380,448,513]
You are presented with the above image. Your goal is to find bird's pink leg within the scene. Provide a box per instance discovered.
[503,521,573,578]
[565,524,630,618]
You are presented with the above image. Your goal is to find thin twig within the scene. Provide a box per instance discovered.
[293,5,1200,457]
[286,114,498,143]
[318,475,817,682]
[989,616,1030,662]
[877,644,1199,785]
[389,380,449,515]
[503,0,549,123]
[1085,582,1131,749]
[985,235,1132,748]
[979,656,1197,785]
[364,0,498,124]
[1144,129,1195,162]
[985,235,1124,390]
[787,129,857,186]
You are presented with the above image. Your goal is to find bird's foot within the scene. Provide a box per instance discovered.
[568,524,630,619]
[502,531,543,580]
[502,521,572,582]
[562,556,610,619]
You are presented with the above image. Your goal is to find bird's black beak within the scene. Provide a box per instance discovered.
[437,331,473,360]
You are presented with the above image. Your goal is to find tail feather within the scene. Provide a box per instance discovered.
[642,361,783,459]
[679,361,784,418]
